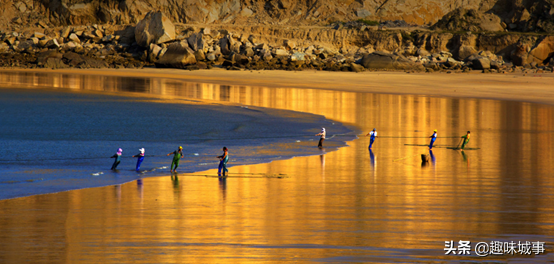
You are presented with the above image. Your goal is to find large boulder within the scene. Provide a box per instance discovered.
[187,33,205,52]
[156,40,197,68]
[471,56,491,70]
[135,11,175,48]
[361,51,422,70]
[457,45,477,60]
[528,36,554,65]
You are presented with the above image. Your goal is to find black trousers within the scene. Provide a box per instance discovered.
[318,138,324,148]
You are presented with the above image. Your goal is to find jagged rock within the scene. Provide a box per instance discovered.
[38,39,49,48]
[194,50,206,61]
[528,36,554,65]
[457,45,477,60]
[284,39,295,50]
[61,27,72,39]
[149,43,162,62]
[156,40,197,68]
[46,39,60,49]
[135,11,175,48]
[219,36,231,55]
[187,33,204,52]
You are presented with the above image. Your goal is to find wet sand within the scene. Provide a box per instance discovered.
[1,69,554,263]
[2,68,554,105]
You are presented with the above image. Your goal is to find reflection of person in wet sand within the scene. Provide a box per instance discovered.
[315,128,326,148]
[171,173,179,187]
[369,149,376,168]
[429,150,436,166]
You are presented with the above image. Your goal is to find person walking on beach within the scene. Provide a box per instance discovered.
[315,128,326,148]
[217,147,229,177]
[167,146,183,173]
[366,128,378,149]
[460,131,471,150]
[110,148,122,170]
[132,148,145,171]
[429,130,437,149]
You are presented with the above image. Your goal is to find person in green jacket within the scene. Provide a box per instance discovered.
[461,131,471,150]
[167,146,183,173]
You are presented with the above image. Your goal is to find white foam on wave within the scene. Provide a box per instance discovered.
[92,172,104,176]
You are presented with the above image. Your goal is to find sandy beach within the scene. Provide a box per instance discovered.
[1,69,554,263]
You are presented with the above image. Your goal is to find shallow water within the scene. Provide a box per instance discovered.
[1,71,554,263]
[0,74,353,200]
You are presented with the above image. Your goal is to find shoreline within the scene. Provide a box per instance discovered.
[2,68,554,106]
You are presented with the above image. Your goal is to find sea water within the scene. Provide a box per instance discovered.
[0,87,355,200]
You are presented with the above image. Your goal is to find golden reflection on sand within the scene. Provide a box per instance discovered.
[1,71,554,262]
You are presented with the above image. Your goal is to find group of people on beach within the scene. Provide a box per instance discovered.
[110,146,229,176]
[109,128,471,175]
[361,128,471,150]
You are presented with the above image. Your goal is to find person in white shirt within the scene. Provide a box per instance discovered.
[315,128,326,148]
[365,128,378,149]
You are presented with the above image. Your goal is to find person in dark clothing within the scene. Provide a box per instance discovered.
[110,148,122,170]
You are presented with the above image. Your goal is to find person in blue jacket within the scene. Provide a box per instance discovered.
[429,130,437,149]
[132,148,145,171]
[366,128,378,149]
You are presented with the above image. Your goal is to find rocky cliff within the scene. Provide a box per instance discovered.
[0,1,553,73]
[1,0,552,32]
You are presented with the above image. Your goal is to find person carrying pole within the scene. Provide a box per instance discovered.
[167,146,183,173]
[460,131,471,150]
[315,128,326,149]
[366,128,378,149]
[429,129,437,150]
[110,148,122,170]
[217,147,229,177]
[132,148,145,171]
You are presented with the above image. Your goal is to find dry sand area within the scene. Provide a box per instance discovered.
[5,68,554,105]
